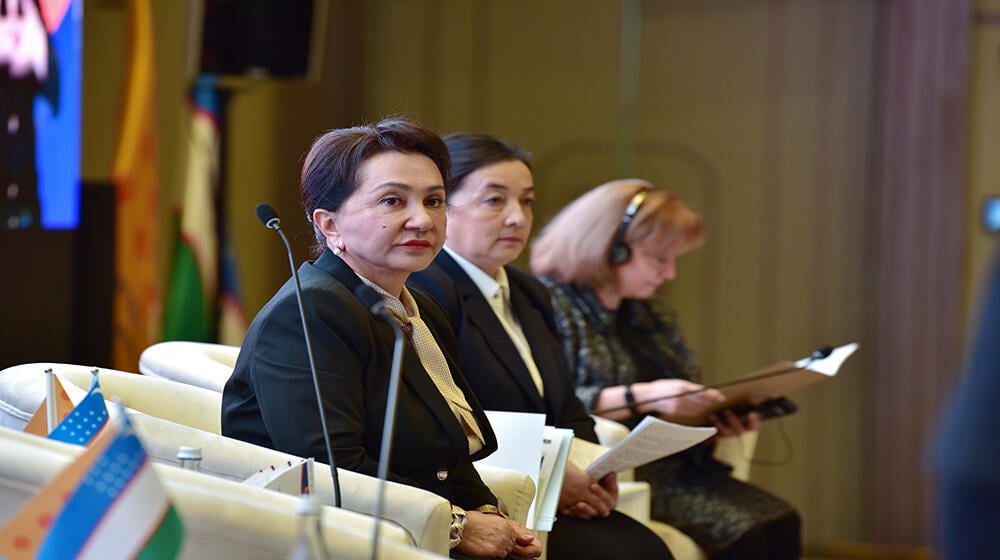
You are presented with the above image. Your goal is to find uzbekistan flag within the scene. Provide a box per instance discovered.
[162,75,249,346]
[162,76,220,343]
[39,415,185,559]
[0,416,185,559]
[47,370,109,447]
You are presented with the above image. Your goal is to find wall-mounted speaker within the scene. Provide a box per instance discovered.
[200,0,315,78]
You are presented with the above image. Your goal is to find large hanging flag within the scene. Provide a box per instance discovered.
[162,76,218,342]
[217,236,248,346]
[0,415,185,559]
[109,0,161,371]
[46,370,109,447]
[163,75,248,344]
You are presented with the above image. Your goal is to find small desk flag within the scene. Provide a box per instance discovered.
[46,370,109,446]
[0,413,185,559]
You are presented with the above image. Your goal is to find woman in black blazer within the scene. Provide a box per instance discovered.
[409,133,672,559]
[222,118,540,560]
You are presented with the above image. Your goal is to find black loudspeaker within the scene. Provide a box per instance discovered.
[609,188,648,266]
[71,182,115,367]
[200,0,315,78]
[0,229,74,368]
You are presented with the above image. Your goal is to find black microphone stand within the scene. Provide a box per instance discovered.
[353,284,405,560]
[255,203,341,508]
[590,346,833,416]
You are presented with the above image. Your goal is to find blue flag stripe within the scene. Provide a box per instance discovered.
[38,430,146,558]
[47,390,109,445]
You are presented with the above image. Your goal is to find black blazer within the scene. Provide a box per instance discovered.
[409,252,598,443]
[222,250,499,509]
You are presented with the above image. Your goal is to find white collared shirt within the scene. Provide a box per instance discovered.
[443,246,545,396]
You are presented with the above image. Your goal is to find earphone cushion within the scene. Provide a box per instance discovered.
[609,244,630,266]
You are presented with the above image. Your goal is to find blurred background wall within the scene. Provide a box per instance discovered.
[6,0,1000,553]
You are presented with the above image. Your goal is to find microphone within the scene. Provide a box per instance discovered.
[811,345,834,360]
[255,202,341,508]
[590,345,835,416]
[255,202,280,230]
[353,284,406,560]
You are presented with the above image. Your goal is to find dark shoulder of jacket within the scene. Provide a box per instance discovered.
[506,267,559,328]
[410,285,458,338]
[407,262,460,319]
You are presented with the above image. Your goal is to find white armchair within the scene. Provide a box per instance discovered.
[139,341,239,392]
[134,346,540,526]
[0,427,446,559]
[0,362,537,554]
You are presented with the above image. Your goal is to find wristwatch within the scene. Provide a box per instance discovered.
[624,384,639,415]
[449,505,468,549]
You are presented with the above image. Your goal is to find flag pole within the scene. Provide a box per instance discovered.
[45,368,57,433]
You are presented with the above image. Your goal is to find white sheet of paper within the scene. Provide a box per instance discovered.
[795,342,859,376]
[585,416,716,480]
[476,410,546,526]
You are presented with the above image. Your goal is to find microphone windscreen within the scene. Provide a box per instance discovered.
[812,345,834,360]
[354,284,386,315]
[255,203,279,227]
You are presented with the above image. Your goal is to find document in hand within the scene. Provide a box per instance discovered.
[474,411,574,531]
[699,342,859,425]
[570,417,717,480]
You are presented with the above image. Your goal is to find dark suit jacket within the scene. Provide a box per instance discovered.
[935,252,1000,556]
[409,252,598,443]
[222,249,499,509]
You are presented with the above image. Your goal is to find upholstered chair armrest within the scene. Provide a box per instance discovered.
[615,480,652,523]
[647,520,708,560]
[139,341,240,392]
[473,463,536,525]
[1,427,445,559]
[127,411,453,555]
[591,415,631,446]
[712,430,758,482]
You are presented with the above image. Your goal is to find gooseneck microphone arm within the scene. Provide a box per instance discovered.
[589,345,834,416]
[254,203,341,508]
[353,284,406,560]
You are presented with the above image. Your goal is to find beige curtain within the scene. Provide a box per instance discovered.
[870,0,971,545]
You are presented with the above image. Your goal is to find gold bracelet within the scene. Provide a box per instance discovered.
[475,504,506,517]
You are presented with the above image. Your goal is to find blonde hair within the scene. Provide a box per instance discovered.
[530,179,705,289]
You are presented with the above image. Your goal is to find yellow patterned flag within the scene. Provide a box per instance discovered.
[109,0,160,371]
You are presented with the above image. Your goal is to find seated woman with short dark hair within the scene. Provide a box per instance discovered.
[222,118,541,560]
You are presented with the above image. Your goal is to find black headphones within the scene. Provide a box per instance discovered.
[609,188,649,265]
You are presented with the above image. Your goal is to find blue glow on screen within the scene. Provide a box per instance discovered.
[35,0,82,230]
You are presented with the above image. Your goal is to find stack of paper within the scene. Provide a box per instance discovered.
[478,410,716,531]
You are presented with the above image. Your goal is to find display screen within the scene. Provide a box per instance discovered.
[1,0,80,230]
[983,196,1000,234]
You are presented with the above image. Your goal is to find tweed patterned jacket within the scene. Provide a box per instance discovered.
[536,277,700,421]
